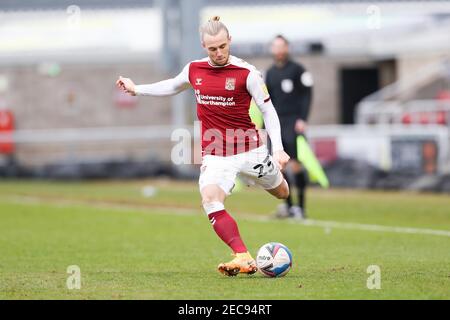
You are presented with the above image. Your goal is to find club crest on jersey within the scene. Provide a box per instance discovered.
[225,78,236,91]
[196,78,202,85]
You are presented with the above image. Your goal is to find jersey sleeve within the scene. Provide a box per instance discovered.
[135,63,191,96]
[247,68,284,153]
[264,69,273,95]
[246,69,271,106]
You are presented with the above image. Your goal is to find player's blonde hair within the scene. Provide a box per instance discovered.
[199,16,230,42]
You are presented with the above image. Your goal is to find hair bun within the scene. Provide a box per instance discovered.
[209,16,220,22]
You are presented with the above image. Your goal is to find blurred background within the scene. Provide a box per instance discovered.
[1,0,450,192]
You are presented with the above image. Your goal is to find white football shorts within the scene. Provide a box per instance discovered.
[198,144,284,195]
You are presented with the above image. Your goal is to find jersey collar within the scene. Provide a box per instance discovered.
[207,55,233,68]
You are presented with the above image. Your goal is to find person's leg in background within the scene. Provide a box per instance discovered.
[285,127,308,219]
[273,131,296,218]
[290,160,308,219]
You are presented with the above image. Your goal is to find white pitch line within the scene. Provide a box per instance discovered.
[298,219,450,237]
[2,195,450,238]
[240,214,450,237]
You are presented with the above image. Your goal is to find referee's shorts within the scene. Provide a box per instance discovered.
[266,117,306,161]
[279,117,305,161]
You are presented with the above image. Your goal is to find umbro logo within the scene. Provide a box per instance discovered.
[196,78,203,85]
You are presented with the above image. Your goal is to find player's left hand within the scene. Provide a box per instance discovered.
[116,76,136,96]
[295,119,307,134]
[273,150,290,171]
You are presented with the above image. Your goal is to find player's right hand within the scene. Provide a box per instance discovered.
[273,150,290,171]
[116,76,136,96]
[295,119,307,134]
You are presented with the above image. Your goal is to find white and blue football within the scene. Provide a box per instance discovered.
[256,242,293,277]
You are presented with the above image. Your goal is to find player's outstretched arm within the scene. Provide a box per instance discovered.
[258,101,290,170]
[247,69,290,170]
[116,63,191,97]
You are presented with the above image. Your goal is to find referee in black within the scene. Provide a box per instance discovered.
[266,35,313,219]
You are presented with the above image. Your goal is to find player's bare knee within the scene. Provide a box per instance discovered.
[277,181,290,199]
[202,196,220,206]
[277,187,290,199]
[269,180,289,199]
[201,191,221,205]
[201,185,226,203]
[201,187,226,215]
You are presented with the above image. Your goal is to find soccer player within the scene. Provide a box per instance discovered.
[116,16,290,276]
[265,35,313,219]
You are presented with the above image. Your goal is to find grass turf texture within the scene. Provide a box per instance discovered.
[0,179,449,299]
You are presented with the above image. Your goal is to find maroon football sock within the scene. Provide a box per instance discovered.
[208,210,248,254]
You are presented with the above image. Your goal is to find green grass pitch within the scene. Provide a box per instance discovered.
[0,179,449,299]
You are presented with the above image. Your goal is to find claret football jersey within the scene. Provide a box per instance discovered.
[177,55,271,156]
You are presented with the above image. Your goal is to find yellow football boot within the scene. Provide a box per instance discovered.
[218,252,258,276]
